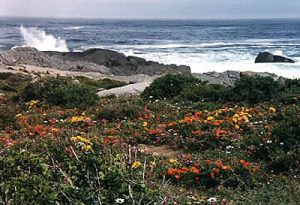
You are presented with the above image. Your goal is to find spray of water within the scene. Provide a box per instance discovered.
[20,26,69,52]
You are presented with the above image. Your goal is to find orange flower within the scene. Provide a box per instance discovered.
[210,172,215,179]
[168,121,177,127]
[221,166,232,171]
[214,168,220,173]
[214,129,227,137]
[181,167,188,174]
[175,175,181,179]
[240,160,246,165]
[192,130,201,135]
[216,160,222,167]
[206,160,212,165]
[190,166,200,174]
[167,168,176,175]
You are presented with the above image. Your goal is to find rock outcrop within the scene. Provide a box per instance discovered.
[255,52,295,63]
[0,47,190,76]
[0,47,112,74]
[45,48,191,76]
[193,71,240,86]
[193,70,282,86]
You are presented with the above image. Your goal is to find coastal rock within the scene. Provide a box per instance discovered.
[97,82,151,97]
[45,48,191,76]
[0,47,112,74]
[193,70,282,86]
[193,71,241,86]
[255,52,295,63]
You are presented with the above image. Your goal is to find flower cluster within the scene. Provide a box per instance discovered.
[70,136,93,151]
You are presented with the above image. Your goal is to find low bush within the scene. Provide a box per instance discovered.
[21,77,98,109]
[142,73,204,100]
[179,83,230,102]
[228,75,283,104]
[97,102,143,121]
[0,72,13,80]
[75,76,127,90]
[247,114,300,173]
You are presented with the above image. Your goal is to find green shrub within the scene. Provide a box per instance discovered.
[229,75,282,104]
[179,83,230,102]
[249,116,300,173]
[21,77,98,109]
[0,139,161,204]
[280,78,300,104]
[0,72,13,80]
[97,102,143,121]
[142,74,204,100]
[0,104,21,129]
[75,76,127,90]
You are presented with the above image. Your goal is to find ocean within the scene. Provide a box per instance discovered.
[0,17,300,78]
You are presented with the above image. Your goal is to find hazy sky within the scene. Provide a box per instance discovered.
[1,0,300,19]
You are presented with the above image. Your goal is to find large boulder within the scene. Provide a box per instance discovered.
[255,52,295,63]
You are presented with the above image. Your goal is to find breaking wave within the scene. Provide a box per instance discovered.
[20,26,69,52]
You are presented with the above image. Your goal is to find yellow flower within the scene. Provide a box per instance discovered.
[70,136,91,144]
[235,124,240,130]
[207,116,214,121]
[132,161,142,169]
[169,158,176,164]
[242,115,249,122]
[70,116,91,123]
[142,122,148,127]
[269,107,276,113]
[15,113,23,118]
[84,145,92,151]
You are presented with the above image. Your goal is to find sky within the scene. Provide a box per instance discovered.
[1,0,300,19]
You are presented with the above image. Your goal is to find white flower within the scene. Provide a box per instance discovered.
[280,142,284,145]
[267,140,272,144]
[207,197,217,203]
[115,198,125,204]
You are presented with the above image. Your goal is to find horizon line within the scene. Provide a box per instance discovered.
[1,15,300,21]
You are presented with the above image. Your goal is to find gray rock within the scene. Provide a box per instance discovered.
[0,47,112,74]
[193,70,282,86]
[193,71,241,86]
[255,52,295,63]
[97,82,151,97]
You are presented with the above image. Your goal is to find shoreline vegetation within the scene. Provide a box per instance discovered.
[0,47,299,204]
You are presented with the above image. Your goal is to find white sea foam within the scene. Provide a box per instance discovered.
[20,26,69,52]
[121,51,300,79]
[64,26,84,30]
[80,43,300,79]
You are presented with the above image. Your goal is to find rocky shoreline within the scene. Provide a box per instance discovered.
[0,47,287,96]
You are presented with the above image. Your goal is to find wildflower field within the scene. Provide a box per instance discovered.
[0,72,299,204]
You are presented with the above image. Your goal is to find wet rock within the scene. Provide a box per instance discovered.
[255,52,295,63]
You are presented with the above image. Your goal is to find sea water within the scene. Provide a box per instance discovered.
[0,17,300,78]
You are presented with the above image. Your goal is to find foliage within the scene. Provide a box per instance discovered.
[21,77,98,109]
[179,83,230,102]
[0,72,13,80]
[75,76,127,90]
[97,101,143,121]
[142,73,204,100]
[228,75,283,104]
[248,110,300,173]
